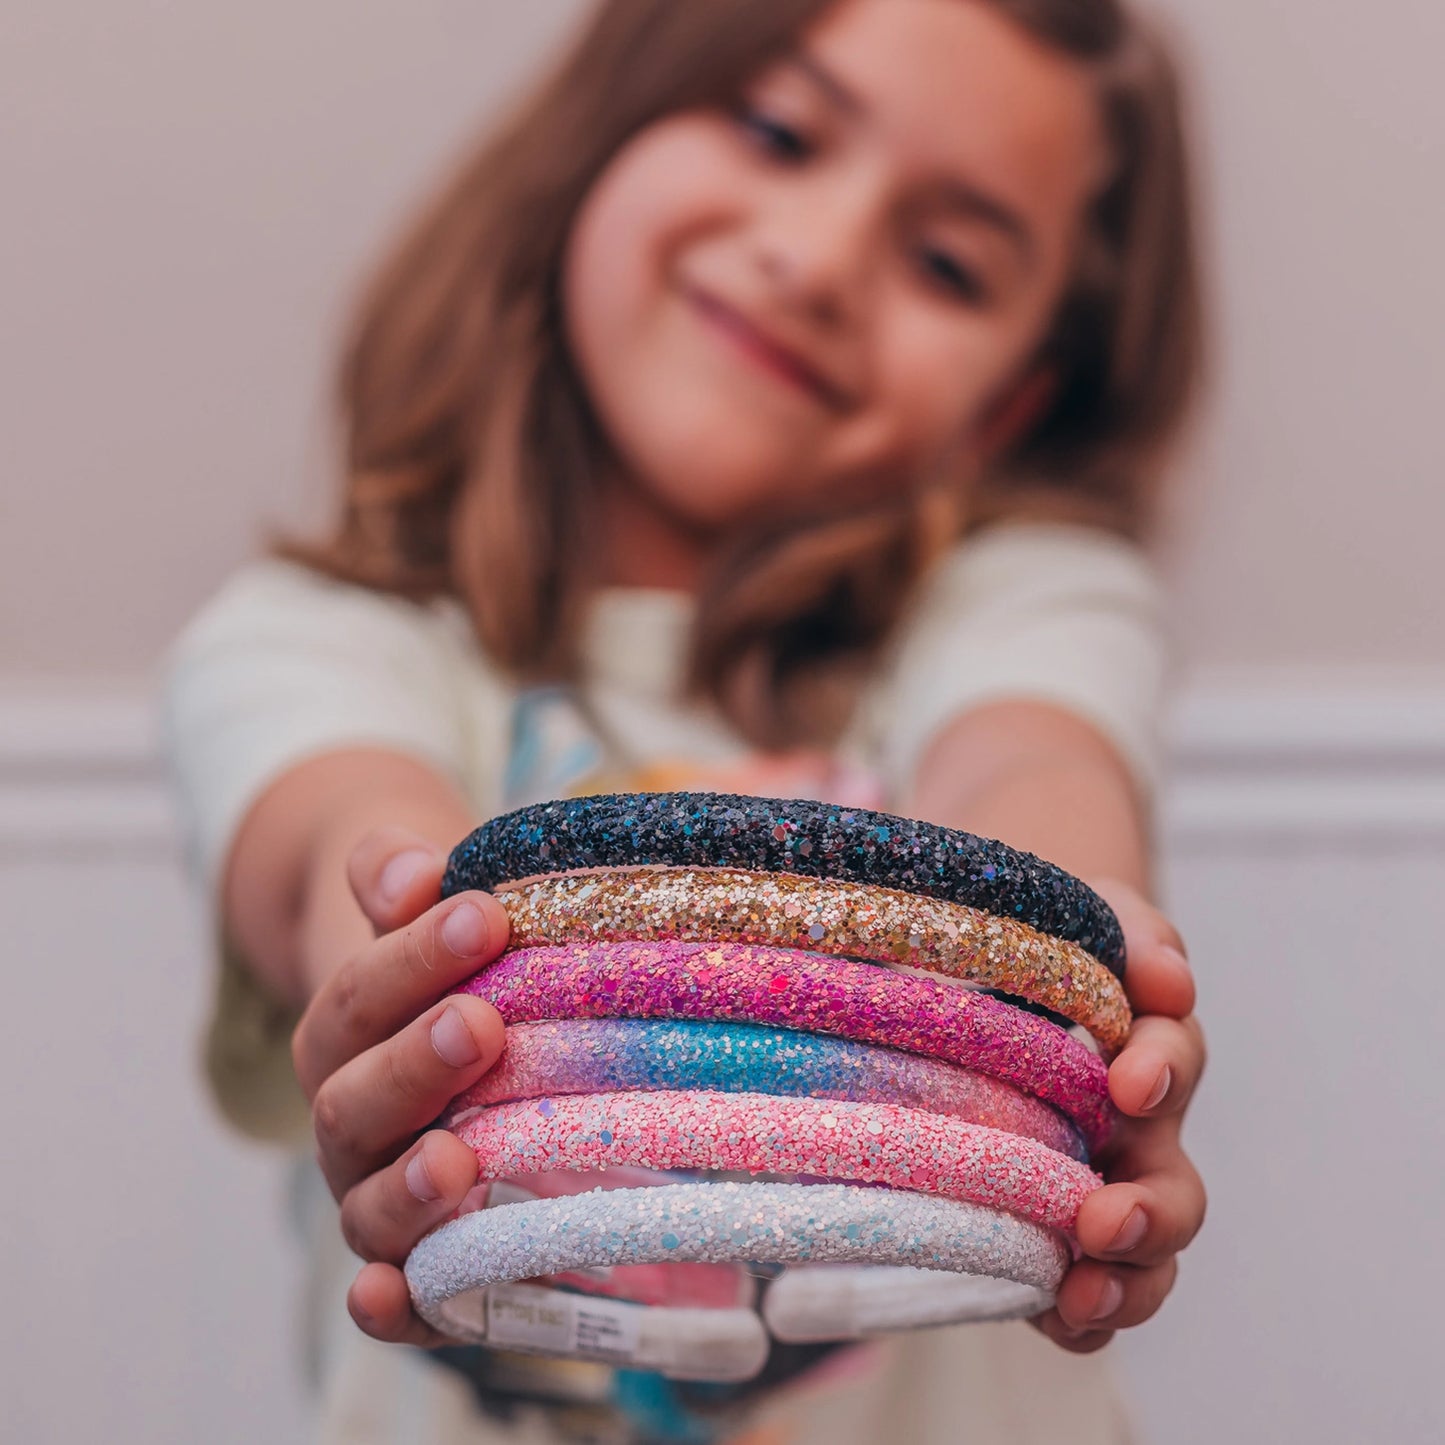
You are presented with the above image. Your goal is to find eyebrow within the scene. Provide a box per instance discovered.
[785,49,1037,265]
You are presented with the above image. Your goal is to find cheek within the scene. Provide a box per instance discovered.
[854,313,1016,470]
[563,121,739,378]
[561,122,838,517]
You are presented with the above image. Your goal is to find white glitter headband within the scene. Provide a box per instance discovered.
[406,1181,1069,1369]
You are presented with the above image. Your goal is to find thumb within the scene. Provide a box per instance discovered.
[346,827,447,936]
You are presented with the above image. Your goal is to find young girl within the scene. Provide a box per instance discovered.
[165,0,1207,1440]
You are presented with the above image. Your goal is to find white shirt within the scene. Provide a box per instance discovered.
[161,521,1164,1445]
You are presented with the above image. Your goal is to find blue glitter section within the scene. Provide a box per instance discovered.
[456,1018,1087,1161]
[443,792,1124,971]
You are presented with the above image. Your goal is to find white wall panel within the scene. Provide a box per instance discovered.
[0,856,309,1444]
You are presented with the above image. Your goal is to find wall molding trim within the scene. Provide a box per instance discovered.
[4,675,1444,857]
[1164,678,1445,849]
[1,689,176,857]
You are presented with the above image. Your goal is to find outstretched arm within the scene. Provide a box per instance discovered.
[222,747,511,1344]
[904,698,1206,1353]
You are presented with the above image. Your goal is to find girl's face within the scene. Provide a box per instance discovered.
[563,0,1106,539]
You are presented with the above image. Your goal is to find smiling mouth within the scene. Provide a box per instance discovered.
[684,287,852,412]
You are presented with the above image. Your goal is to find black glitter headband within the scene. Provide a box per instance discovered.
[444,792,1125,972]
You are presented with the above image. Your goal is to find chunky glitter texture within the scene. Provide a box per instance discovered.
[453,1090,1098,1232]
[443,1019,1088,1161]
[445,792,1125,970]
[406,1182,1069,1334]
[497,868,1130,1055]
[459,941,1116,1152]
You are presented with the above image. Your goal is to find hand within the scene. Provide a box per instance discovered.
[1032,880,1207,1352]
[290,827,511,1346]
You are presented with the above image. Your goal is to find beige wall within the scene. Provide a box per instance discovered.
[5,8,1445,1445]
[1159,0,1445,669]
[1,1,585,676]
[3,0,1443,679]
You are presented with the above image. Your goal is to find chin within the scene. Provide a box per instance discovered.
[643,482,776,536]
[631,440,814,532]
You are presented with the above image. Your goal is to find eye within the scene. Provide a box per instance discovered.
[916,246,990,306]
[736,106,813,163]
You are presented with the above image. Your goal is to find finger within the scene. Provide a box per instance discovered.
[347,829,448,936]
[313,995,504,1197]
[1090,879,1195,1018]
[1053,1256,1179,1334]
[349,1262,453,1348]
[293,889,510,1098]
[1030,1310,1114,1355]
[1076,1119,1207,1268]
[1108,1014,1207,1119]
[340,1130,480,1265]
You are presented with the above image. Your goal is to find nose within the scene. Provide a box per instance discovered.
[750,171,880,328]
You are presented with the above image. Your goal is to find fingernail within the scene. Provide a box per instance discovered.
[1142,1065,1172,1112]
[1107,1206,1148,1255]
[458,1182,492,1217]
[405,1148,441,1202]
[432,1005,483,1069]
[441,900,490,958]
[379,849,433,905]
[1089,1276,1125,1324]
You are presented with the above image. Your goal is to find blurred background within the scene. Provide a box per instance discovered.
[2,2,1442,1441]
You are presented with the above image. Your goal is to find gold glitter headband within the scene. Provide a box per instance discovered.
[494,866,1132,1056]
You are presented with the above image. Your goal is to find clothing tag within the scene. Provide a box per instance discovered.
[485,1283,643,1365]
[572,1299,642,1361]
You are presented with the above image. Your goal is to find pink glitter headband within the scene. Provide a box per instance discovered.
[451,1090,1099,1234]
[495,868,1131,1055]
[459,940,1116,1153]
[442,1018,1087,1161]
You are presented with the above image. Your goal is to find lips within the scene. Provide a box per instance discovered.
[684,286,853,412]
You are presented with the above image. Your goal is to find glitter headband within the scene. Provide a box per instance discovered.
[442,1018,1087,1162]
[473,1176,1055,1343]
[459,941,1116,1152]
[495,868,1131,1055]
[444,792,1125,970]
[450,1091,1100,1233]
[480,1173,759,1310]
[408,1182,1069,1347]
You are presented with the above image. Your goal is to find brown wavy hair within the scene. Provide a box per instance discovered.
[282,0,1204,750]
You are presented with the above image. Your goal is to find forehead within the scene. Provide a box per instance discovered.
[800,0,1107,228]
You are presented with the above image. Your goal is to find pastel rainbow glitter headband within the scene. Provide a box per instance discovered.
[443,791,1126,970]
[443,1018,1088,1161]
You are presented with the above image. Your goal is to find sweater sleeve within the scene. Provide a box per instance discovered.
[868,523,1170,801]
[159,559,477,1142]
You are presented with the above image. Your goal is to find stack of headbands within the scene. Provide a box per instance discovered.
[405,792,1130,1382]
